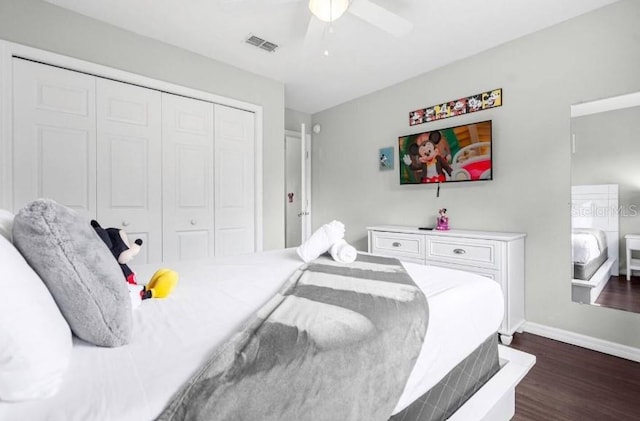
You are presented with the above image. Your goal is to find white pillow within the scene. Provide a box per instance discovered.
[0,209,13,242]
[0,234,72,401]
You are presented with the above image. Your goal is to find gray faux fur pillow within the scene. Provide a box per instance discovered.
[13,199,132,347]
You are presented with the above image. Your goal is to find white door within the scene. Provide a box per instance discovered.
[214,104,255,256]
[162,93,215,262]
[285,134,302,247]
[96,78,162,264]
[12,58,97,218]
[300,125,311,243]
[284,128,311,247]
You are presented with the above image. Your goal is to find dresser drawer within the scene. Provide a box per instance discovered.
[370,231,425,261]
[426,237,501,270]
[427,260,499,282]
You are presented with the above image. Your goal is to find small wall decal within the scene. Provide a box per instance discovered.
[379,147,394,171]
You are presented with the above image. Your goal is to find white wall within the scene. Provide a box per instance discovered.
[311,0,640,347]
[0,0,286,250]
[285,108,312,133]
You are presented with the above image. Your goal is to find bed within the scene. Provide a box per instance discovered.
[572,228,609,280]
[0,245,535,421]
[571,184,619,304]
[0,249,526,421]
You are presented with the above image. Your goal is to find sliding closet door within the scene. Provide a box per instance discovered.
[214,104,255,256]
[12,58,96,218]
[96,79,162,264]
[162,93,215,262]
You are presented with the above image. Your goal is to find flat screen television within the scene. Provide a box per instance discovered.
[398,120,492,184]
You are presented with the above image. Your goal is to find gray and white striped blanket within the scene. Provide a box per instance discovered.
[157,253,429,421]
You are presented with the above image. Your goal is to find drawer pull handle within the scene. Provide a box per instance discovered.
[122,221,130,227]
[392,242,402,247]
[453,248,466,255]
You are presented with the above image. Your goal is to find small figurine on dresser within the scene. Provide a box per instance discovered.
[436,208,450,231]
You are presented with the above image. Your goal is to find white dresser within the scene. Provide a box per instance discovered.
[367,225,526,345]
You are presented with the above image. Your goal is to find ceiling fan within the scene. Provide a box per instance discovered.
[306,0,413,37]
[223,0,413,39]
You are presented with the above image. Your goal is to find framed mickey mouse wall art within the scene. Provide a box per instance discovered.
[379,147,394,171]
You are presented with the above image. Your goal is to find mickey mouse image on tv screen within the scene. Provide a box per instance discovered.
[403,131,452,183]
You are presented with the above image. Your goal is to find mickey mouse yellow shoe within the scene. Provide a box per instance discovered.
[142,268,178,299]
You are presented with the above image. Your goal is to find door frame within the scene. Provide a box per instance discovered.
[284,128,311,245]
[0,40,264,251]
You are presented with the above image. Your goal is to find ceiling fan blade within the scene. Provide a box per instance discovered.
[290,0,313,39]
[302,15,326,51]
[348,0,413,37]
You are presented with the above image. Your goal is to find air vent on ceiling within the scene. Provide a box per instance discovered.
[245,34,279,53]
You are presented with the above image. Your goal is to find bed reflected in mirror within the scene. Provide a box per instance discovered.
[570,92,640,313]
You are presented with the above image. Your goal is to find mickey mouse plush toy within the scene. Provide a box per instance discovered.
[91,220,178,300]
[91,220,142,286]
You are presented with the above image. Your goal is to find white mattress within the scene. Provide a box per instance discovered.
[0,249,503,420]
[572,232,602,264]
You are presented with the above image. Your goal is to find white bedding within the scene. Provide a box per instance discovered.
[0,249,503,420]
[572,232,603,264]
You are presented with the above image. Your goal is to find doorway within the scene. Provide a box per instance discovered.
[284,129,311,248]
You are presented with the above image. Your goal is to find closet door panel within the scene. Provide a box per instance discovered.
[12,59,96,218]
[214,104,255,256]
[97,78,162,264]
[176,230,210,259]
[162,93,214,262]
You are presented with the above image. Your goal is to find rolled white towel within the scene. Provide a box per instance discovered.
[296,220,345,263]
[329,239,357,263]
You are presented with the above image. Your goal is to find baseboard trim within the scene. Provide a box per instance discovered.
[523,322,640,362]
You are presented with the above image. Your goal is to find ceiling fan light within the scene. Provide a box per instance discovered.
[309,0,350,22]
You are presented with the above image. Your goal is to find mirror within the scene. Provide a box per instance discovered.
[570,92,640,313]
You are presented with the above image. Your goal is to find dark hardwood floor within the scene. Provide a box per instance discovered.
[595,275,640,313]
[510,333,640,421]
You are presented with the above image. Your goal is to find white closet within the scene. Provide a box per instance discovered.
[13,59,97,220]
[11,58,256,262]
[214,104,255,257]
[96,78,163,264]
[161,93,215,261]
